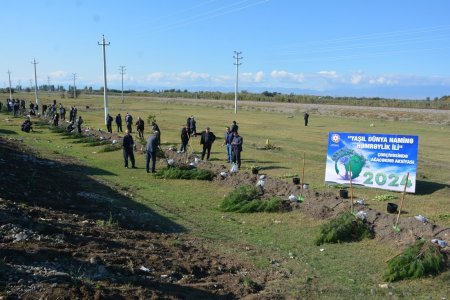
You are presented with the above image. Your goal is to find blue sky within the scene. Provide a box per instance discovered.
[1,0,450,99]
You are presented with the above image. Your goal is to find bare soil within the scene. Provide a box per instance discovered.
[0,137,276,299]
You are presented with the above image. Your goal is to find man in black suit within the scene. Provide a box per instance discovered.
[200,127,216,161]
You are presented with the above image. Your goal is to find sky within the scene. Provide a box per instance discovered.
[1,0,450,99]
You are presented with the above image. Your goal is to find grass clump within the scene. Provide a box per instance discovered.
[373,194,397,201]
[154,166,214,180]
[219,185,282,213]
[99,143,122,152]
[315,212,374,245]
[384,240,445,282]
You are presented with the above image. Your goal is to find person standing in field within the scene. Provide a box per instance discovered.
[106,113,113,133]
[304,112,309,126]
[223,127,233,163]
[231,121,239,133]
[125,113,133,132]
[231,131,243,169]
[76,116,83,134]
[115,113,123,132]
[145,131,160,173]
[122,129,136,169]
[180,125,189,153]
[136,117,145,139]
[200,127,216,161]
[189,116,196,136]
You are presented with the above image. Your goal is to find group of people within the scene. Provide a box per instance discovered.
[121,117,244,174]
[5,98,26,116]
[107,112,160,141]
[121,129,161,174]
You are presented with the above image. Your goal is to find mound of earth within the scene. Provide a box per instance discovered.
[164,150,450,248]
[0,136,279,299]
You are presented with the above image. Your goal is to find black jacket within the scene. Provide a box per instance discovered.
[200,131,216,146]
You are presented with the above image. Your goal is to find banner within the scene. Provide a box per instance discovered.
[325,132,419,193]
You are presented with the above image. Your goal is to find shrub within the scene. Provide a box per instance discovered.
[154,167,213,180]
[219,185,282,213]
[99,143,122,152]
[384,240,445,282]
[315,212,374,245]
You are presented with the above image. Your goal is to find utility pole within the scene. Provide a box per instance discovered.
[119,66,126,104]
[47,76,51,100]
[98,34,110,125]
[7,70,12,100]
[72,73,77,99]
[233,51,243,114]
[31,58,39,107]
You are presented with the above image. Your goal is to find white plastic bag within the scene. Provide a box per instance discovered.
[230,163,238,173]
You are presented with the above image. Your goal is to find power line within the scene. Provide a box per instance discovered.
[119,66,126,104]
[233,51,243,114]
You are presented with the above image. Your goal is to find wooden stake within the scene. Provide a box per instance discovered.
[300,152,306,194]
[349,161,353,212]
[394,172,410,229]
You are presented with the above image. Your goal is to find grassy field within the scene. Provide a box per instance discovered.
[2,92,449,299]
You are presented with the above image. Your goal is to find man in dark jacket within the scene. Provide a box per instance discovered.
[115,113,123,132]
[231,131,243,169]
[231,121,239,133]
[122,130,136,168]
[180,125,189,153]
[145,131,160,173]
[200,127,216,161]
[136,117,145,139]
[106,114,113,133]
[125,113,133,132]
[304,112,309,126]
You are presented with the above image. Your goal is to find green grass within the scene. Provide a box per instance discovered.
[1,92,449,299]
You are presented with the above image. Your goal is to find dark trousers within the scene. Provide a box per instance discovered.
[107,123,112,133]
[123,147,135,168]
[232,147,241,168]
[146,151,157,173]
[77,124,81,134]
[180,142,188,152]
[201,144,212,160]
[304,119,308,126]
[138,129,144,139]
[127,123,132,132]
[117,124,122,132]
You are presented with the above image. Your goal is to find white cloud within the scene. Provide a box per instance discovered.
[177,71,210,80]
[254,71,264,82]
[318,70,338,79]
[351,73,364,85]
[49,70,68,79]
[369,76,396,85]
[271,70,304,82]
[146,72,166,81]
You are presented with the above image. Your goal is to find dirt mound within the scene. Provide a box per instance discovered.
[164,150,450,248]
[0,137,277,299]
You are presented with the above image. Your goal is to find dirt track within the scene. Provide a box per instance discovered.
[154,97,450,125]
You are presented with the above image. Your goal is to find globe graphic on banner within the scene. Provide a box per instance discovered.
[332,148,366,180]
